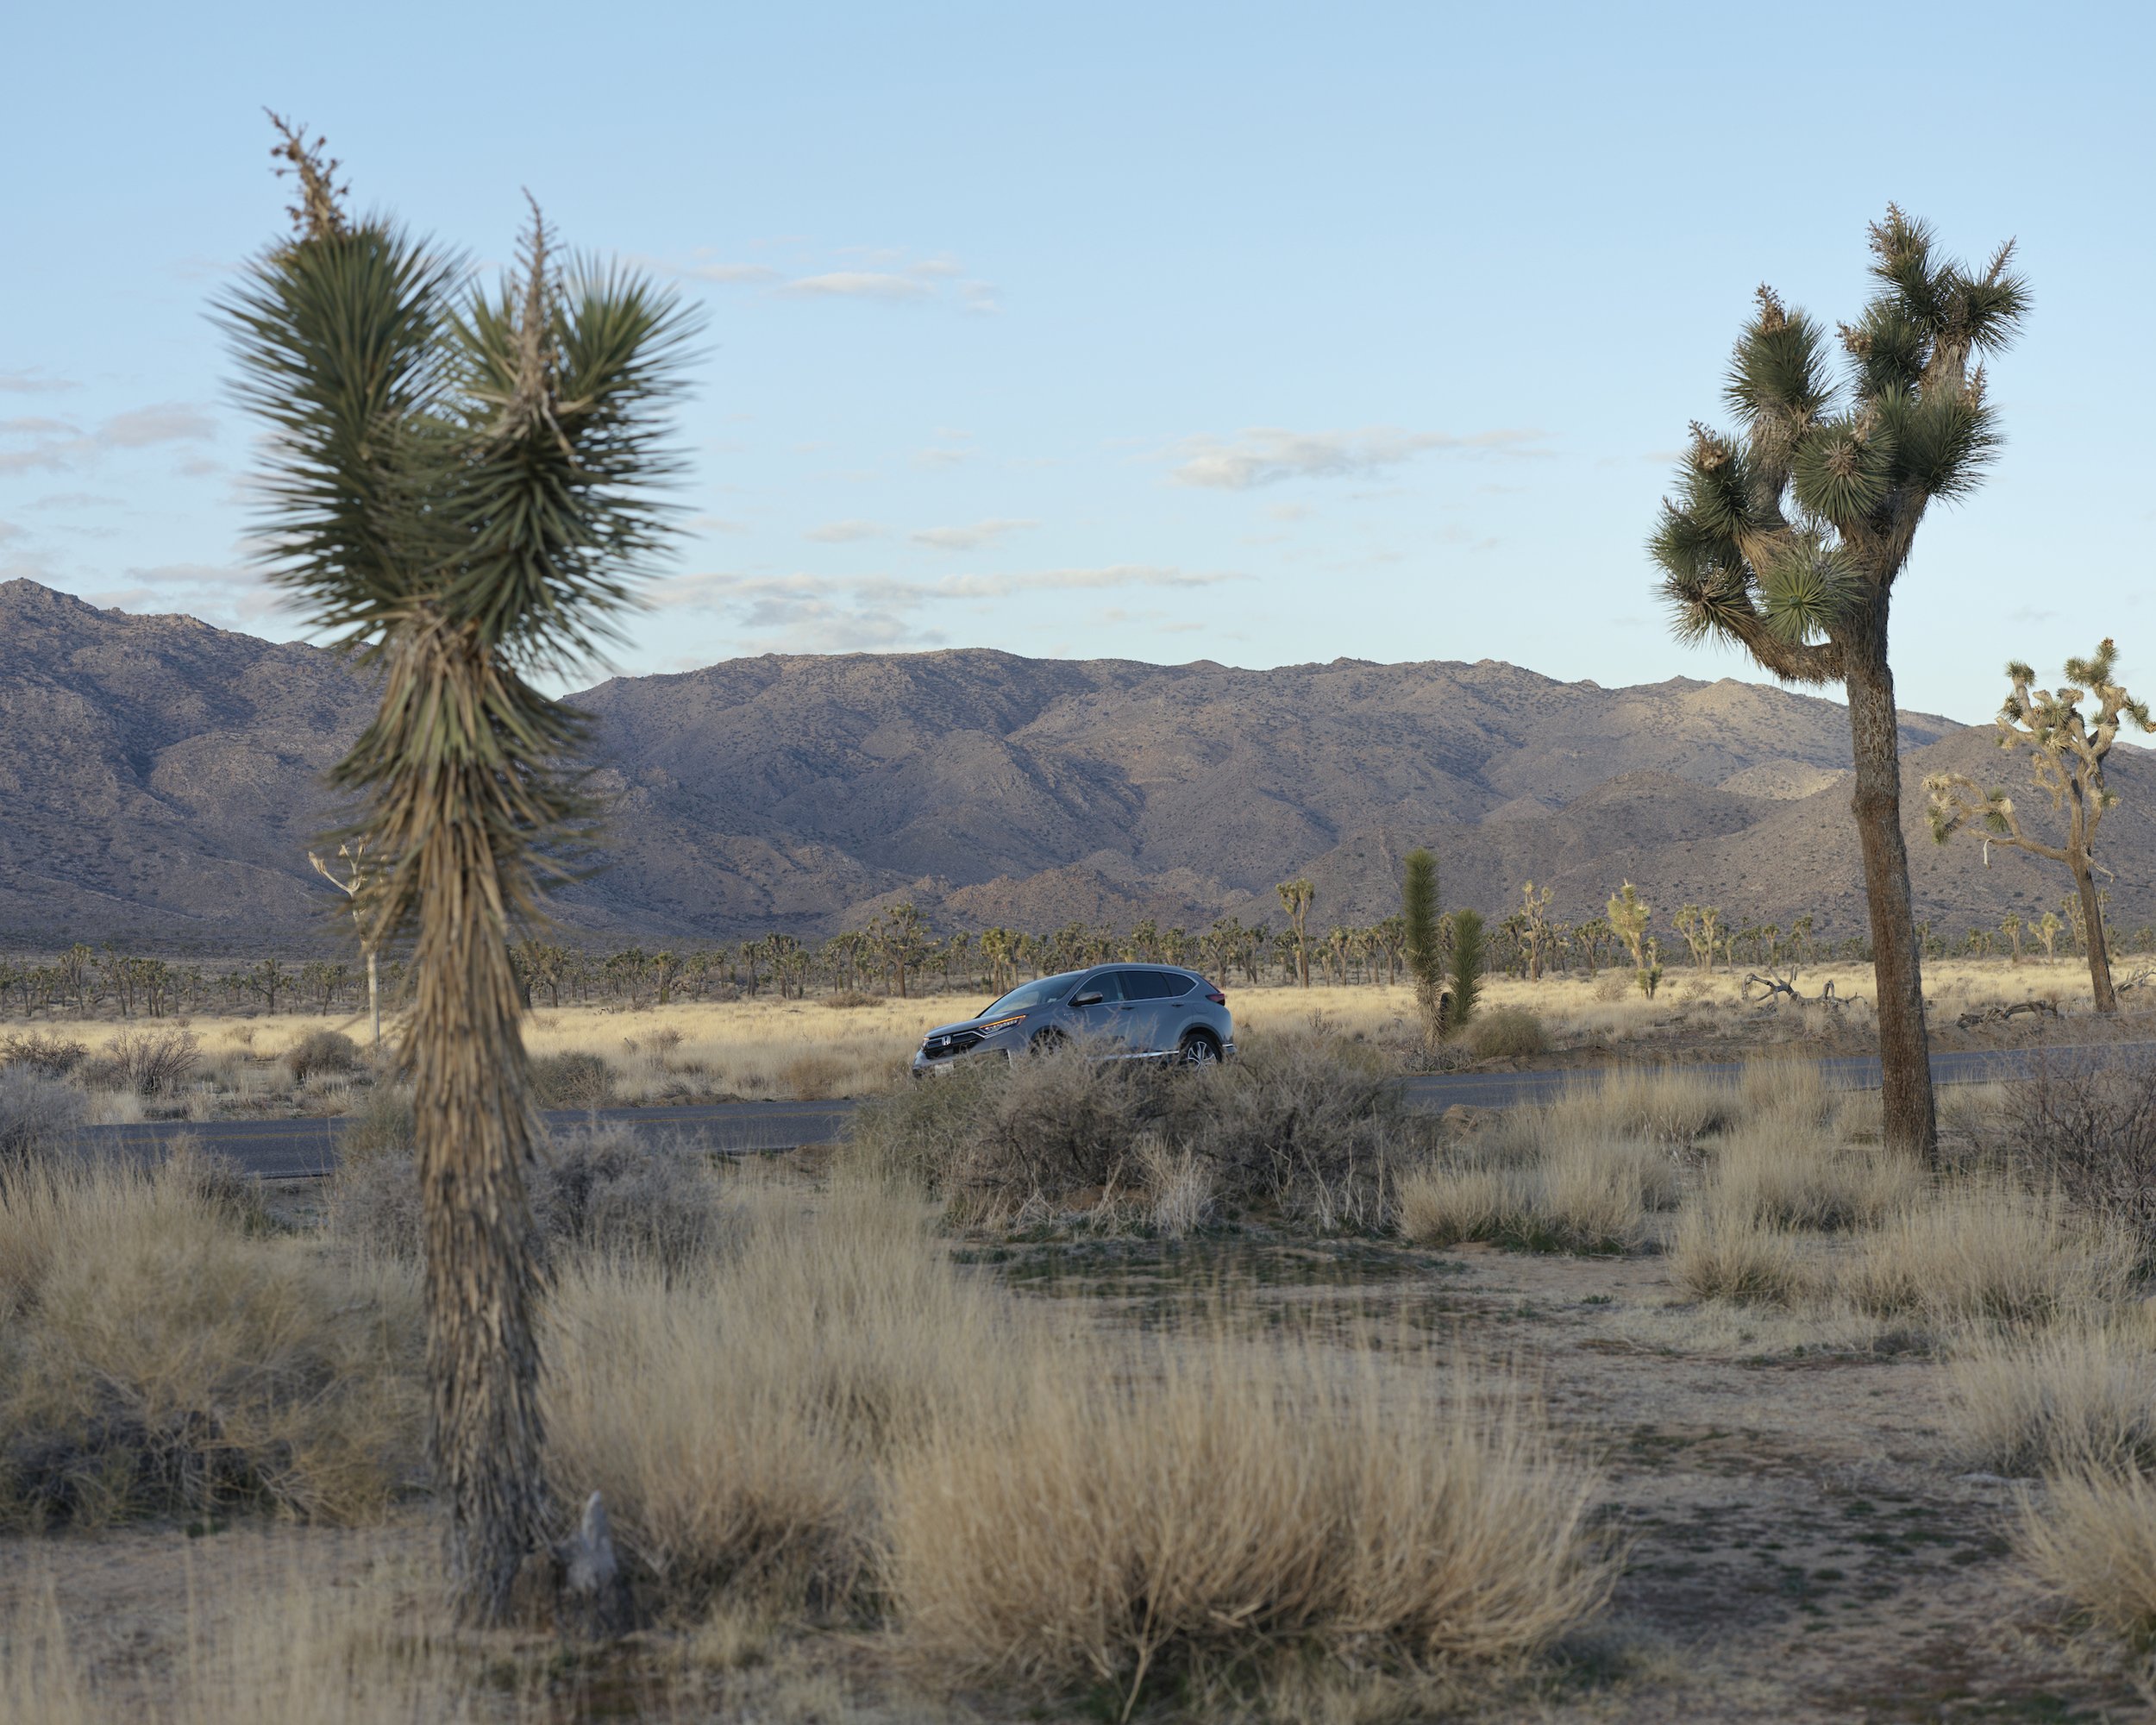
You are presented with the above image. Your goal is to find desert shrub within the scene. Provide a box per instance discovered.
[82,1029,199,1097]
[0,1157,422,1527]
[0,1032,88,1077]
[1837,1183,2140,1327]
[881,1333,1614,1703]
[2015,1464,2156,1640]
[329,1120,727,1270]
[1398,1131,1663,1255]
[531,1049,613,1109]
[1739,1059,1834,1126]
[1465,1007,1545,1059]
[820,990,880,1009]
[1539,1065,1734,1148]
[0,1068,85,1168]
[534,1123,729,1270]
[1946,1322,2156,1476]
[1397,1165,1514,1248]
[849,1030,1410,1230]
[285,1027,362,1084]
[1137,1137,1216,1237]
[2002,1051,2156,1255]
[545,1174,1016,1609]
[1178,1029,1408,1228]
[1709,1118,1921,1232]
[339,1082,415,1161]
[1667,1186,1808,1303]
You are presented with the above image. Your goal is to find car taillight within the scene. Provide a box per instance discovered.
[1206,988,1226,1006]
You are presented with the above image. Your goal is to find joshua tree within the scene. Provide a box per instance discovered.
[1651,208,2028,1160]
[1517,881,1556,982]
[1926,641,2151,1013]
[2000,913,2024,963]
[220,119,693,1621]
[1276,879,1314,988]
[1448,908,1485,1032]
[310,837,382,1044]
[878,904,932,997]
[1401,848,1444,1044]
[2037,910,2062,963]
[1607,881,1654,995]
[1672,903,1723,972]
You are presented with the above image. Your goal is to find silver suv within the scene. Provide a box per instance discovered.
[911,965,1236,1077]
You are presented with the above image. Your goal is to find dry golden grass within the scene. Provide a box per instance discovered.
[1944,1320,2156,1476]
[1835,1184,2141,1327]
[543,1170,1022,1608]
[881,1332,1614,1703]
[2016,1465,2156,1640]
[0,1155,423,1528]
[1666,1185,1811,1304]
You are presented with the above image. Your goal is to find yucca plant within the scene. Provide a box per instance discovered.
[219,118,694,1622]
[1650,208,2028,1162]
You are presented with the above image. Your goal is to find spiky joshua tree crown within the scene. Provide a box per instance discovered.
[1651,208,2028,684]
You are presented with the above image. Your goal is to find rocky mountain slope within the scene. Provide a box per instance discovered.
[3,578,2148,951]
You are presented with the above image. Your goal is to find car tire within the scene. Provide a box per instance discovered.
[1178,1031,1221,1067]
[1030,1026,1068,1054]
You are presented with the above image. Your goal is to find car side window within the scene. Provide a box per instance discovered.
[1161,973,1198,997]
[1075,971,1123,1003]
[1118,969,1175,1000]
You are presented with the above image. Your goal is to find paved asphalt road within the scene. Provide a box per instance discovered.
[69,1041,2153,1182]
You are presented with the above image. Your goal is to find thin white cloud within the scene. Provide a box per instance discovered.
[0,518,22,543]
[649,564,1238,652]
[687,514,749,535]
[911,518,1040,552]
[1169,424,1545,489]
[686,262,779,285]
[781,271,932,303]
[0,402,216,472]
[100,404,216,448]
[804,519,885,543]
[0,370,78,394]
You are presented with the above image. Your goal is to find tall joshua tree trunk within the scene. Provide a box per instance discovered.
[1843,620,1934,1152]
[402,624,550,1613]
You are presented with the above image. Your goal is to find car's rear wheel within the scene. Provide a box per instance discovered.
[1178,1031,1221,1066]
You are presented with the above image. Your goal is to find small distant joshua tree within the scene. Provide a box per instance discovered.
[310,837,381,1044]
[1276,878,1315,988]
[1517,882,1556,982]
[1607,881,1656,997]
[2000,913,2023,963]
[220,116,694,1622]
[1672,903,1723,972]
[1926,640,2152,1013]
[2037,910,2063,963]
[1650,208,2028,1161]
[1401,848,1445,1045]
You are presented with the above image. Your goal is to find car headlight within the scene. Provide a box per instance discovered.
[977,1013,1028,1032]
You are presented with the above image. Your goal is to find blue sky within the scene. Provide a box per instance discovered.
[3,1,2148,722]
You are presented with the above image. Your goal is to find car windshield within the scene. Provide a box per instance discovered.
[977,973,1077,1017]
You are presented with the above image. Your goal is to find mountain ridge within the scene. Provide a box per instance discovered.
[5,577,2148,952]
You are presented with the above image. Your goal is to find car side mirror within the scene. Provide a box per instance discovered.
[1071,991,1104,1007]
